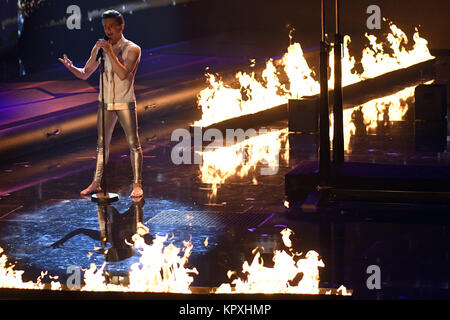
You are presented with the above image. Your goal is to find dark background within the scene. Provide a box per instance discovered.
[0,0,449,80]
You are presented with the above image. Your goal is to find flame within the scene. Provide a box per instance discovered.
[81,234,199,293]
[194,20,433,128]
[0,232,198,293]
[328,35,363,88]
[198,128,289,198]
[360,21,433,79]
[281,42,320,98]
[336,285,352,296]
[0,247,61,290]
[281,228,293,248]
[194,42,317,128]
[195,73,244,128]
[81,263,118,292]
[215,249,323,294]
[216,228,349,295]
[126,234,198,293]
[1,230,351,296]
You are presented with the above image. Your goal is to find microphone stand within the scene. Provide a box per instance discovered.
[92,47,119,205]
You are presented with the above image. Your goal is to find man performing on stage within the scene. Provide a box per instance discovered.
[59,10,143,198]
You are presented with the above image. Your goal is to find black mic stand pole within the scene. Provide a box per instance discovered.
[92,49,119,204]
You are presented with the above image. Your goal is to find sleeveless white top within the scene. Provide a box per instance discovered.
[99,35,140,110]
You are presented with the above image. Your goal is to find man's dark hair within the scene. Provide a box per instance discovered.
[102,10,124,25]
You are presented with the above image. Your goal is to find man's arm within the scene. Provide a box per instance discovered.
[98,40,140,81]
[59,44,100,80]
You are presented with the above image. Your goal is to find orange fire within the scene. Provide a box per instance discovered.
[360,20,433,79]
[0,233,197,293]
[216,228,351,295]
[328,35,362,88]
[1,229,350,296]
[194,20,433,128]
[80,234,198,293]
[0,247,61,290]
[195,41,317,128]
[126,234,198,293]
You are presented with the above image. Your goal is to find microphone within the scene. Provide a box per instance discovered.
[96,35,109,61]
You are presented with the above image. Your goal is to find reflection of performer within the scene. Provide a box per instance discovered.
[58,10,143,198]
[50,198,152,262]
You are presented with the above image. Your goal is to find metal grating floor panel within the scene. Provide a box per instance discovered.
[146,210,273,229]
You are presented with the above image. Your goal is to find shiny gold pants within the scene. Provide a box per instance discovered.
[93,104,143,185]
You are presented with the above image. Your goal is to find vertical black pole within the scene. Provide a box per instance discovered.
[333,0,345,165]
[100,55,107,197]
[319,0,331,185]
[91,47,118,204]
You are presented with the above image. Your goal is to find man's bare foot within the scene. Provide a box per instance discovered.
[130,183,143,198]
[80,181,102,196]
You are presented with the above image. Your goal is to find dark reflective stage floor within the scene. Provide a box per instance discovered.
[0,111,449,299]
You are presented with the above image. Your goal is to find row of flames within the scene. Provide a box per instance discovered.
[0,228,350,295]
[194,19,434,128]
[196,19,434,196]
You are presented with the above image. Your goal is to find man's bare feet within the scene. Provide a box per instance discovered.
[130,183,143,198]
[80,181,102,196]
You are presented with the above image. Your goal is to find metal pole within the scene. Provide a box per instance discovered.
[100,55,107,197]
[333,0,345,165]
[321,0,325,42]
[91,47,119,204]
[319,0,331,185]
[335,0,339,33]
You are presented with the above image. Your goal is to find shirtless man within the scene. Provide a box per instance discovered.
[59,10,143,198]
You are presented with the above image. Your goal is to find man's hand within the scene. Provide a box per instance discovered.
[58,54,74,69]
[107,43,141,81]
[96,39,113,56]
[58,42,100,80]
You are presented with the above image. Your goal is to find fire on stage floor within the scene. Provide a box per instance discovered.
[0,113,449,299]
[1,33,450,301]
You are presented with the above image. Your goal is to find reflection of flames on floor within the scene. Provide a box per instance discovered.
[194,20,434,128]
[331,82,432,152]
[197,81,432,199]
[198,128,290,199]
[0,228,351,295]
